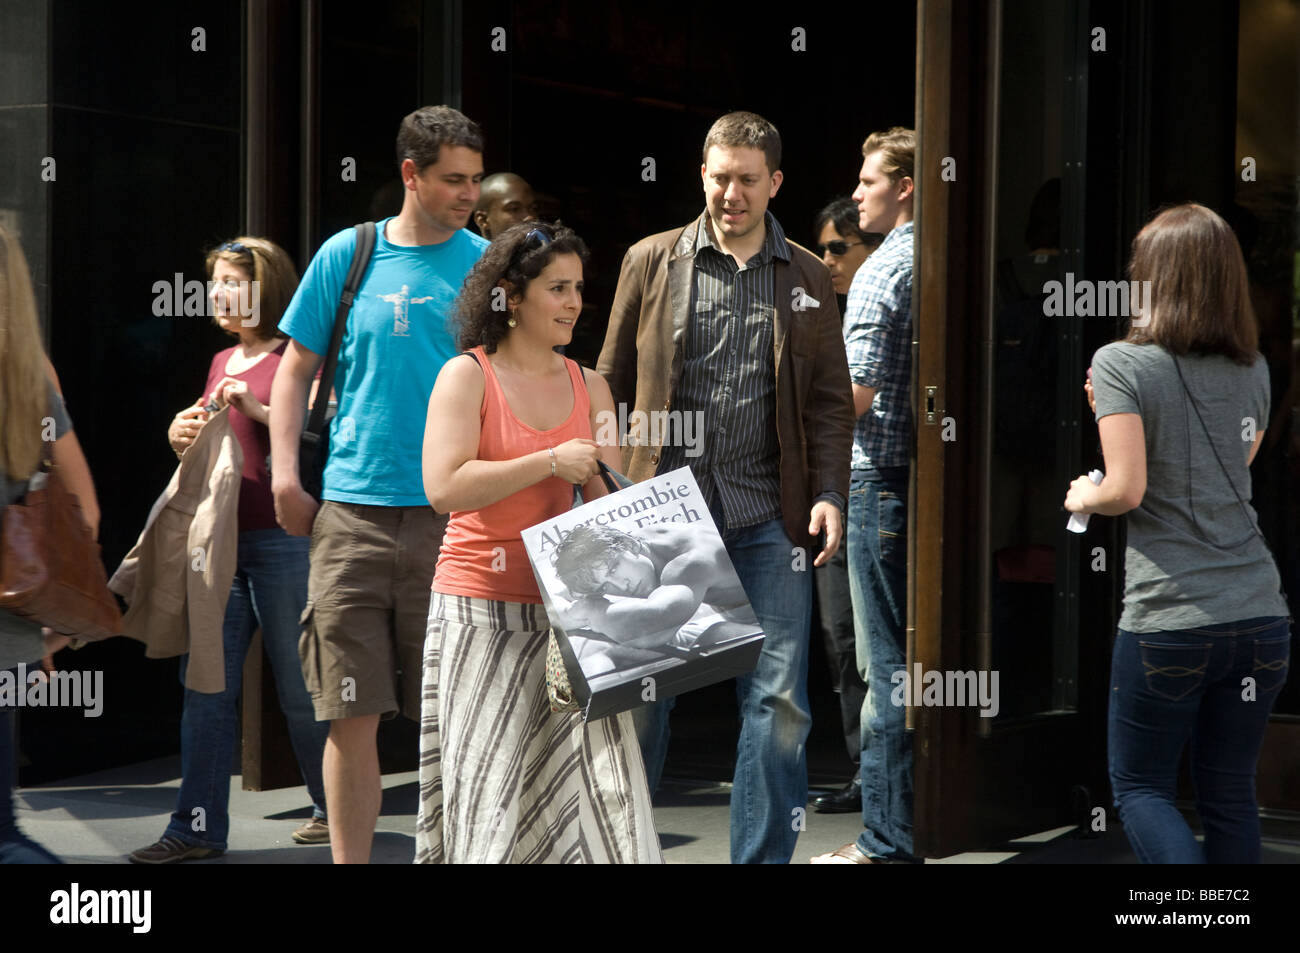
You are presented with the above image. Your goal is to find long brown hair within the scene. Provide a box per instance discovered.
[0,226,49,480]
[1125,203,1258,364]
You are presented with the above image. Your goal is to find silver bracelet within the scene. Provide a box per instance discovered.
[548,447,557,477]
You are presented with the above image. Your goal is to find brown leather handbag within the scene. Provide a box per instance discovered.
[0,458,122,641]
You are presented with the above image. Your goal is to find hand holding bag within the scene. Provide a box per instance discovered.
[545,461,633,713]
[527,465,765,722]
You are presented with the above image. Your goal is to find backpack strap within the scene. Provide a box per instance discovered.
[304,221,376,450]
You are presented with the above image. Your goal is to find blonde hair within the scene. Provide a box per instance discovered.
[862,126,917,183]
[204,236,299,340]
[0,226,49,480]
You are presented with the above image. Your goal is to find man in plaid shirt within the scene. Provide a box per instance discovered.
[813,127,918,864]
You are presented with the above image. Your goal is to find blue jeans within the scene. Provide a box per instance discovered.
[0,706,60,864]
[814,542,866,765]
[164,529,328,850]
[1108,616,1291,863]
[633,515,813,864]
[847,469,918,861]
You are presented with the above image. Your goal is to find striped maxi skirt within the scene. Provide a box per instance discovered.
[415,592,663,864]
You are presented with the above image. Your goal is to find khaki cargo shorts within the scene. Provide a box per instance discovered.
[299,501,448,721]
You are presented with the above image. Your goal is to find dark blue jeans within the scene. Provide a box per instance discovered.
[633,515,813,864]
[847,469,918,862]
[1108,616,1291,863]
[814,542,866,766]
[163,528,328,850]
[0,706,60,864]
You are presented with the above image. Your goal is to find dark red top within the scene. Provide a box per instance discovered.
[203,341,286,532]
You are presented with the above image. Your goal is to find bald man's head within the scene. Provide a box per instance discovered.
[474,173,537,239]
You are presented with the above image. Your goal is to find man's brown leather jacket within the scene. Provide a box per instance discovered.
[596,218,855,550]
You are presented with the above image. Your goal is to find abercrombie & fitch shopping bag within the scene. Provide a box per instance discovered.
[522,466,764,721]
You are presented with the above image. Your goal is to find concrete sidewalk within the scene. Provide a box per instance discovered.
[15,757,1300,863]
[12,756,867,864]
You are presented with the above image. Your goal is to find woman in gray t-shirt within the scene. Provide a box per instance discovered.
[1065,203,1291,864]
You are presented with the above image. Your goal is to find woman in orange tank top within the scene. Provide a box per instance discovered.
[416,223,662,864]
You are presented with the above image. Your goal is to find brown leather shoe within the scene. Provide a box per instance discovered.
[291,817,330,845]
[128,835,223,864]
[810,842,876,864]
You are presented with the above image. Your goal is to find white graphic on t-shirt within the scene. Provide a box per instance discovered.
[378,285,434,337]
[336,416,356,444]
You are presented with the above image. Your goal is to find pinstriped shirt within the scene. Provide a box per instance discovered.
[844,221,913,470]
[655,212,787,529]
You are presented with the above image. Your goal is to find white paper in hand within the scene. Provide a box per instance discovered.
[1066,470,1104,533]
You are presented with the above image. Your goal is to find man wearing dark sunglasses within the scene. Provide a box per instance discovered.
[814,197,884,299]
[269,105,488,864]
[598,111,855,864]
[809,197,883,815]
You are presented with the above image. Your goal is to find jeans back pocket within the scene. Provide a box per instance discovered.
[1138,640,1212,701]
[1251,634,1291,696]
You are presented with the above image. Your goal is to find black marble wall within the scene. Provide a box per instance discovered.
[13,2,243,781]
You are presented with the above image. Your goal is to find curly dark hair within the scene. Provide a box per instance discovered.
[454,222,590,353]
[552,523,649,596]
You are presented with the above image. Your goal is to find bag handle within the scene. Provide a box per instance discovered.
[1171,354,1264,546]
[304,221,376,451]
[571,461,633,508]
[566,362,630,505]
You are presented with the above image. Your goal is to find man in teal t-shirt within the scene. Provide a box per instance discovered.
[270,105,487,864]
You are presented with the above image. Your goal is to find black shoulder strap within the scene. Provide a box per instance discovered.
[306,221,376,443]
[1171,352,1289,609]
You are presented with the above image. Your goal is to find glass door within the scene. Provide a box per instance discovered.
[1236,0,1300,815]
[912,0,1113,856]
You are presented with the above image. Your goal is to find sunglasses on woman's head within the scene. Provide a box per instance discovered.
[509,225,555,268]
[523,226,553,249]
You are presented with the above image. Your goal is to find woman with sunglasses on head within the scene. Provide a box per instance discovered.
[1065,203,1291,863]
[129,237,330,863]
[417,222,662,863]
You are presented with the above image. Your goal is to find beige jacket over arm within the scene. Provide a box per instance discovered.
[109,407,242,693]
